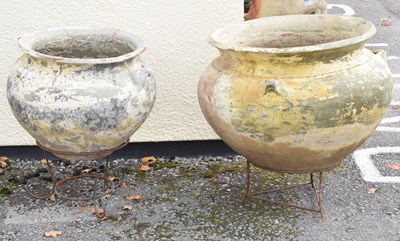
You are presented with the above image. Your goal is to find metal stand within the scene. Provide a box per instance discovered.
[241,160,326,221]
[26,141,129,202]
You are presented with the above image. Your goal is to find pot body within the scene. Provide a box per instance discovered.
[7,28,156,160]
[198,15,393,173]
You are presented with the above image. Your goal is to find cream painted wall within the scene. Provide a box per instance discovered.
[0,0,243,146]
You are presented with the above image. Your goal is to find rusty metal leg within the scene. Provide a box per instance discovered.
[26,149,56,199]
[310,172,325,221]
[91,160,100,201]
[92,160,105,219]
[318,172,325,221]
[241,160,251,202]
[310,173,315,189]
[242,161,327,220]
[101,156,115,188]
[118,159,127,187]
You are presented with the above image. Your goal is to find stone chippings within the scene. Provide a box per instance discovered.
[0,155,303,240]
[1,155,400,240]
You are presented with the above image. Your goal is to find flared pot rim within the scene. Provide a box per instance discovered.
[18,27,146,64]
[208,14,376,54]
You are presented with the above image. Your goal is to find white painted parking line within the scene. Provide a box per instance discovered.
[380,116,400,124]
[391,101,400,105]
[327,4,355,16]
[377,116,400,132]
[340,3,400,184]
[365,43,389,47]
[376,127,400,132]
[353,147,400,183]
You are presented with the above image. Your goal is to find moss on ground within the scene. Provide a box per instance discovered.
[150,160,181,170]
[106,232,122,240]
[179,166,202,178]
[0,187,12,196]
[123,167,146,179]
[203,162,246,179]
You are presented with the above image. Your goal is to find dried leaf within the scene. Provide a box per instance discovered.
[119,182,127,188]
[0,156,9,162]
[47,193,56,202]
[108,176,119,182]
[90,207,97,214]
[140,156,157,165]
[387,163,400,170]
[100,216,108,221]
[0,160,8,168]
[122,205,133,210]
[0,168,3,174]
[367,188,377,194]
[139,165,151,172]
[96,208,105,215]
[43,230,62,237]
[125,194,143,200]
[41,159,52,164]
[82,168,92,174]
[90,207,104,215]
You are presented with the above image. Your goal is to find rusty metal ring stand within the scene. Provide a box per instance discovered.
[26,140,129,201]
[241,160,327,221]
[53,174,113,201]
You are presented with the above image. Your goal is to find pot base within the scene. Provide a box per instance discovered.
[36,140,130,161]
[248,159,342,174]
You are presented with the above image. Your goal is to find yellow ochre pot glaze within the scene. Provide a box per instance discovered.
[198,15,393,173]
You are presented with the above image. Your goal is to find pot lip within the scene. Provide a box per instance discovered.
[18,27,146,64]
[208,15,376,54]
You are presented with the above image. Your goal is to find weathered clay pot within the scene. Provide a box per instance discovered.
[198,15,393,173]
[7,27,156,160]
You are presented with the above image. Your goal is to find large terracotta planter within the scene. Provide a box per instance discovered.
[198,15,393,173]
[7,27,156,160]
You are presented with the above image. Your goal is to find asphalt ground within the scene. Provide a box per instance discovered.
[1,0,400,240]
